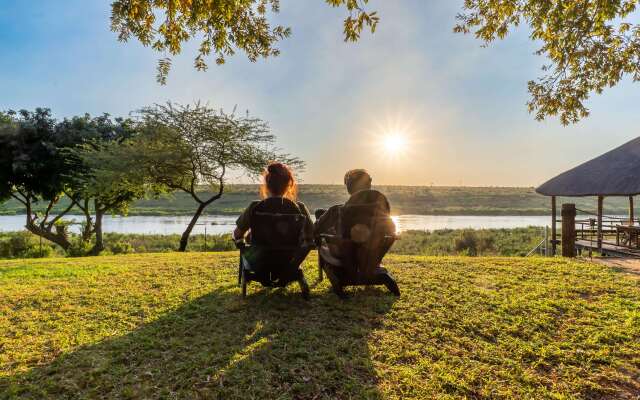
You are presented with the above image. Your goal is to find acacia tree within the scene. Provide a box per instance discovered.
[110,0,378,83]
[455,0,640,124]
[0,109,79,250]
[133,102,302,251]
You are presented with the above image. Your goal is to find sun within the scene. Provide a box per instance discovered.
[382,133,408,155]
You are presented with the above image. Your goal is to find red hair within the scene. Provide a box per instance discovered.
[260,162,298,201]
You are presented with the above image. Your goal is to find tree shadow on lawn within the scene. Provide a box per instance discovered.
[1,283,396,399]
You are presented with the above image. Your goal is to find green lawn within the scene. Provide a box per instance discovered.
[1,253,639,399]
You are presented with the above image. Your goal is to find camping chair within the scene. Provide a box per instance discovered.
[316,190,400,297]
[234,198,312,299]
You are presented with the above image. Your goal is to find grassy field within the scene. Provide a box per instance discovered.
[1,253,639,399]
[0,185,633,216]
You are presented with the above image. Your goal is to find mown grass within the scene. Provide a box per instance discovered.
[1,253,639,399]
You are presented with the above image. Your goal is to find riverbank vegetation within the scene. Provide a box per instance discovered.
[1,253,638,398]
[0,227,546,259]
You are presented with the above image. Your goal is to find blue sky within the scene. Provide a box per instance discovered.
[1,1,639,186]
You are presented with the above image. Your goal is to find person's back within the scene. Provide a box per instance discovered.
[315,169,390,237]
[235,163,313,244]
[249,197,308,247]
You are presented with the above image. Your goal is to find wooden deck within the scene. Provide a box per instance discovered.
[575,239,640,258]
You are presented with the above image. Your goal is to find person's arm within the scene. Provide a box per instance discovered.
[233,227,245,241]
[314,205,340,236]
[234,202,257,241]
[297,202,315,244]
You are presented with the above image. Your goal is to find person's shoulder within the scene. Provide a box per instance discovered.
[244,200,263,212]
[347,189,388,203]
[346,189,391,212]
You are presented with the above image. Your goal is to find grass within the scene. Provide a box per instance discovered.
[1,253,639,399]
[1,184,634,216]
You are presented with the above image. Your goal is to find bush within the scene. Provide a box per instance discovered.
[0,231,55,258]
[110,241,134,254]
[455,230,479,256]
[67,239,93,257]
[392,227,546,257]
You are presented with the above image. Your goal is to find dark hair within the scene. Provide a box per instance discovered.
[344,169,372,194]
[260,162,297,201]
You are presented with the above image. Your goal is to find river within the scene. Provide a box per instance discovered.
[0,214,553,235]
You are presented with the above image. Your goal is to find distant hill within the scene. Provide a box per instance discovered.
[0,185,632,216]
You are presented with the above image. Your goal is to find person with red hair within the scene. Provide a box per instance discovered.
[234,162,313,241]
[234,162,313,298]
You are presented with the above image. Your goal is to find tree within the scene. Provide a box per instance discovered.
[60,115,148,255]
[110,0,378,84]
[0,109,78,250]
[455,0,640,125]
[134,102,302,251]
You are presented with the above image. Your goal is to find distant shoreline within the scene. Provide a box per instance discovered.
[1,185,632,217]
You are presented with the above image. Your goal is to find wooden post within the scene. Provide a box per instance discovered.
[597,196,604,252]
[551,196,557,256]
[544,225,548,256]
[629,196,634,225]
[561,203,576,257]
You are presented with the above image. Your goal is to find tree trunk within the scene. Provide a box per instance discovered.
[89,209,105,256]
[179,202,207,252]
[25,221,71,251]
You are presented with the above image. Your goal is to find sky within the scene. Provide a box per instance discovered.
[1,1,639,186]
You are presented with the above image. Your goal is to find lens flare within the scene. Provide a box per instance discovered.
[382,134,408,155]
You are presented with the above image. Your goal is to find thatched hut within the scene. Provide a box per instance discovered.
[536,137,640,254]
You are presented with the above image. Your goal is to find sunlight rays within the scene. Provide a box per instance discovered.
[367,114,420,162]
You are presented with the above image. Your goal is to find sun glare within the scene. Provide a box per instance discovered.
[382,133,408,155]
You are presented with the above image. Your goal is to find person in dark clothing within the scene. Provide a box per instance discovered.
[314,169,390,235]
[234,162,313,297]
[315,169,399,297]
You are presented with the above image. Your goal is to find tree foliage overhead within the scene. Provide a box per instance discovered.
[110,0,378,83]
[455,0,640,125]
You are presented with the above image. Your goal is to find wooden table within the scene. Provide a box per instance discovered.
[616,225,640,248]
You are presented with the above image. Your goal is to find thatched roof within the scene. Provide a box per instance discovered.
[536,137,640,197]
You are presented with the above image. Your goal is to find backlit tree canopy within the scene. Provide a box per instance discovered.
[110,0,378,84]
[455,0,640,124]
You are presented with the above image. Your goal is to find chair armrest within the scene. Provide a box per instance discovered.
[318,234,353,247]
[301,241,317,250]
[233,238,247,250]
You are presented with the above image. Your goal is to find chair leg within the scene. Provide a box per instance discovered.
[238,258,243,286]
[318,257,324,281]
[379,272,400,297]
[241,268,248,298]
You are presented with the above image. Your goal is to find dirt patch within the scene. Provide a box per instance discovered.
[588,257,640,278]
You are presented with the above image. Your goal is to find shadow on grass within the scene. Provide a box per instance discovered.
[1,283,396,399]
